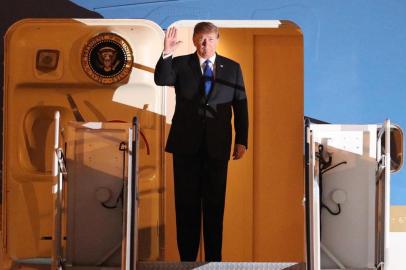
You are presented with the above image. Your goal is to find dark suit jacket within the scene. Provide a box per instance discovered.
[154,52,248,160]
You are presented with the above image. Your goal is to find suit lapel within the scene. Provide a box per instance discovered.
[188,52,206,98]
[188,52,202,85]
[207,53,224,101]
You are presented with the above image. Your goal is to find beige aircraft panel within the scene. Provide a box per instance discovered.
[3,19,165,262]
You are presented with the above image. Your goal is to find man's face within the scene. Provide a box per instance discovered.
[193,31,219,59]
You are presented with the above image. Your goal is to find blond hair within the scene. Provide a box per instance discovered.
[193,22,219,38]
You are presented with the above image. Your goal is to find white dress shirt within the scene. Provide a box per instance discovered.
[197,54,216,76]
[162,51,216,76]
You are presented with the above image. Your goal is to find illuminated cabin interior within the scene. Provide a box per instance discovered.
[164,20,304,262]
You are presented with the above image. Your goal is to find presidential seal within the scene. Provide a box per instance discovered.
[82,32,133,84]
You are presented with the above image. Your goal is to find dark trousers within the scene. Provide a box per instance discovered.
[173,149,228,262]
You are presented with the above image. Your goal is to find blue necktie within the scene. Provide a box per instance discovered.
[203,60,213,96]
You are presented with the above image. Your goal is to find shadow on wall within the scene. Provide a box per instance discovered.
[0,0,103,197]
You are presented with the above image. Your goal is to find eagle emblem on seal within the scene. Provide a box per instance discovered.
[82,32,133,84]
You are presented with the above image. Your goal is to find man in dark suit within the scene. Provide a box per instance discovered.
[154,22,248,262]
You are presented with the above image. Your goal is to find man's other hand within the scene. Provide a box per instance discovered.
[233,144,246,160]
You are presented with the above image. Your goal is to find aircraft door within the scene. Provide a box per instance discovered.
[305,120,321,270]
[375,119,396,270]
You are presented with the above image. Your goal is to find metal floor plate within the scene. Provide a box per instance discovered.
[137,262,305,270]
